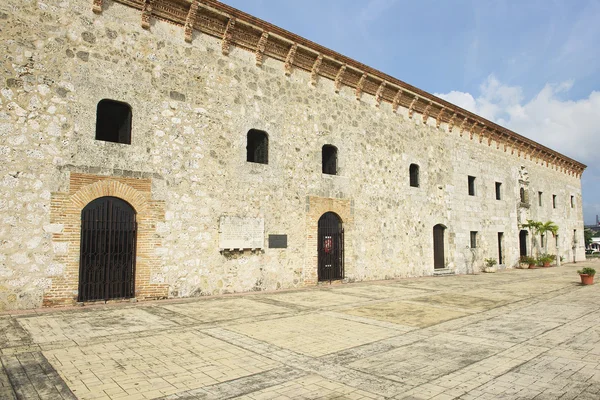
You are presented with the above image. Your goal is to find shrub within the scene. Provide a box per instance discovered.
[521,256,536,265]
[484,258,497,268]
[577,267,596,276]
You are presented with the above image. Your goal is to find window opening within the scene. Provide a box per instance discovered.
[470,231,477,248]
[468,176,476,196]
[495,182,502,200]
[322,145,338,175]
[95,99,132,144]
[409,164,420,187]
[246,129,269,164]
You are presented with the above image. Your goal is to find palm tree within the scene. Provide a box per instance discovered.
[520,220,542,256]
[538,220,559,255]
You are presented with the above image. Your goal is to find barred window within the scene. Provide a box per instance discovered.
[409,164,420,188]
[247,129,268,164]
[322,145,337,175]
[96,99,132,144]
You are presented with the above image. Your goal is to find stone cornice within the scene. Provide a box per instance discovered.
[94,0,586,177]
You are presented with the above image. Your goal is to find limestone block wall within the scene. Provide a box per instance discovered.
[0,0,586,310]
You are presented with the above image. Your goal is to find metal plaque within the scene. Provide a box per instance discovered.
[268,234,287,249]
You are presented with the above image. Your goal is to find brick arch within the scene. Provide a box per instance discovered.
[44,173,166,307]
[305,196,353,285]
[71,180,149,214]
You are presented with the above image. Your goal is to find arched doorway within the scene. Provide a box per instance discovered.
[318,212,344,281]
[433,224,446,269]
[519,230,528,257]
[79,196,137,302]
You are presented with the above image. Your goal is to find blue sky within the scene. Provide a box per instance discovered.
[225,0,600,225]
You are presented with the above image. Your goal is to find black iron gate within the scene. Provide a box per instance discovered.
[433,224,445,269]
[79,196,137,302]
[318,212,344,281]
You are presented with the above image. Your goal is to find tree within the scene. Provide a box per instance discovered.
[585,229,593,248]
[520,220,543,256]
[538,221,559,255]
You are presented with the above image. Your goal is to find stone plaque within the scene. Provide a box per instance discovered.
[219,216,264,250]
[268,234,287,248]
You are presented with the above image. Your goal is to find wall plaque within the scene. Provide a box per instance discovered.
[268,234,287,248]
[219,216,264,250]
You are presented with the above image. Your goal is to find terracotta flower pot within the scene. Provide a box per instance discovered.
[580,274,594,285]
[543,262,550,267]
[528,264,536,269]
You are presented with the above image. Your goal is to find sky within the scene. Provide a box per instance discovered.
[225,0,600,225]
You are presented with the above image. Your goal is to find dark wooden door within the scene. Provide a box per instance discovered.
[519,230,528,257]
[318,212,344,281]
[79,197,137,302]
[433,225,445,269]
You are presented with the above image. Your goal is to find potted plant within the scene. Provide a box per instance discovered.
[483,258,497,273]
[538,254,553,267]
[521,256,536,269]
[577,267,595,285]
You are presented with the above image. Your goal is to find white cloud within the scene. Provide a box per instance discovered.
[435,75,600,164]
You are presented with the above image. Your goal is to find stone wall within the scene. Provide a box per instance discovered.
[0,0,586,310]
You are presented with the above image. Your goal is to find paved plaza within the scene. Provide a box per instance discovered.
[1,262,599,400]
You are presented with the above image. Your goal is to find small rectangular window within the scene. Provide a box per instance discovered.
[409,164,420,188]
[322,145,338,175]
[495,182,502,200]
[247,129,268,164]
[538,191,543,207]
[468,176,476,196]
[541,234,545,248]
[571,195,574,208]
[470,231,477,248]
[96,99,132,144]
[553,195,557,209]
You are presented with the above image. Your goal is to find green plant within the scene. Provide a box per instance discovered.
[539,221,559,237]
[537,254,553,264]
[484,258,497,267]
[577,267,596,276]
[521,256,536,265]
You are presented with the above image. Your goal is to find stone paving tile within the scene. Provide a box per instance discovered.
[329,284,433,300]
[44,330,281,400]
[452,314,563,343]
[0,316,33,349]
[407,293,508,312]
[350,335,501,386]
[232,374,385,400]
[18,308,175,344]
[2,263,600,399]
[160,366,306,400]
[260,290,368,309]
[227,313,398,357]
[160,298,292,324]
[343,300,470,328]
[1,351,75,399]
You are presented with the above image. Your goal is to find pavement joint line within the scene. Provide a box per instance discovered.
[201,327,413,397]
[2,264,599,399]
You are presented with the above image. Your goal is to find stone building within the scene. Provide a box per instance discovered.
[0,0,587,310]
